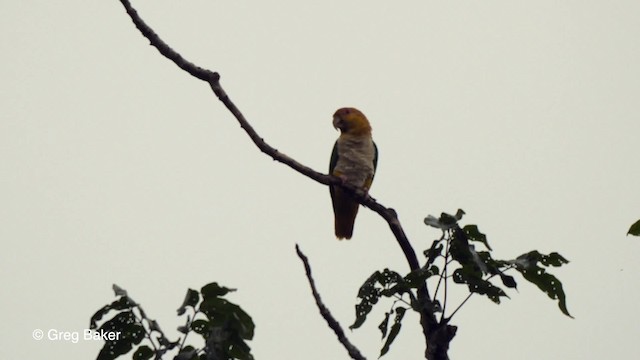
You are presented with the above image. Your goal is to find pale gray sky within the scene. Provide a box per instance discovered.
[2,1,639,359]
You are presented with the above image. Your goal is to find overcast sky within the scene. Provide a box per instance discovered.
[2,1,639,359]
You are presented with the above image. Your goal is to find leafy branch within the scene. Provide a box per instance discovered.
[350,210,572,357]
[90,283,255,360]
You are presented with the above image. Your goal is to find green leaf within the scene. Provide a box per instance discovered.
[96,311,145,360]
[378,268,404,287]
[177,324,189,334]
[201,283,235,299]
[90,304,113,331]
[202,321,254,360]
[515,251,569,269]
[512,250,572,317]
[449,227,474,266]
[517,266,573,318]
[112,284,128,297]
[351,271,383,330]
[379,307,406,357]
[132,345,154,360]
[228,306,255,341]
[463,224,492,251]
[352,269,406,329]
[628,219,640,236]
[404,266,439,288]
[452,267,508,304]
[423,215,442,228]
[178,289,200,315]
[199,297,254,340]
[112,296,136,310]
[439,212,458,228]
[227,339,254,360]
[499,273,517,289]
[476,251,509,275]
[423,241,443,265]
[229,308,255,341]
[90,296,136,330]
[423,209,464,230]
[191,319,211,336]
[541,252,569,267]
[378,311,391,339]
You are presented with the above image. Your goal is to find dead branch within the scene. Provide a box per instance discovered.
[117,0,440,357]
[118,0,422,278]
[296,244,366,360]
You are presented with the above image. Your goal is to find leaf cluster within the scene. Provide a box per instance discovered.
[426,211,571,317]
[350,266,439,357]
[350,210,572,357]
[90,291,151,360]
[90,283,255,360]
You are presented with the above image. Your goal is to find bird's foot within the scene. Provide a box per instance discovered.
[337,174,349,184]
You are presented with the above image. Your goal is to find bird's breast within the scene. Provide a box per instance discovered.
[333,136,376,187]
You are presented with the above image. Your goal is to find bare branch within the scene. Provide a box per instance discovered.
[117,0,441,355]
[117,0,426,284]
[118,0,327,185]
[296,244,366,360]
[119,0,217,83]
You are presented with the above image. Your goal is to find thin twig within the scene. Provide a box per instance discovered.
[295,244,367,360]
[438,231,452,323]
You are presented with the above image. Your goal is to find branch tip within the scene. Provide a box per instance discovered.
[295,246,366,360]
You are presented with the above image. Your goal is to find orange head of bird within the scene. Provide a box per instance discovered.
[332,107,372,136]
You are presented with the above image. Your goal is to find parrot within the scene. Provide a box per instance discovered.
[329,107,378,240]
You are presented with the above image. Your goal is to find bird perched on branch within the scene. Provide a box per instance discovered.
[329,107,378,240]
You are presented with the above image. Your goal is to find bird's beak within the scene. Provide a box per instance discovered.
[332,115,341,130]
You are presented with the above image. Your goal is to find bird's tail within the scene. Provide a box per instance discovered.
[332,188,360,240]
